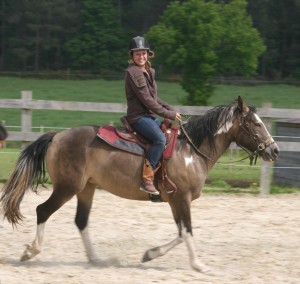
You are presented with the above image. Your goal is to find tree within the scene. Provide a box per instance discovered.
[248,0,300,79]
[65,0,128,73]
[146,0,265,105]
[0,0,80,71]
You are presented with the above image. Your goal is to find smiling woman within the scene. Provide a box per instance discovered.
[0,124,8,149]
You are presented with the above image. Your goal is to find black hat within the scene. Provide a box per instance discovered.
[128,36,154,57]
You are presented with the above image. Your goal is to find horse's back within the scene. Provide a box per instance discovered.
[46,126,99,187]
[45,125,148,199]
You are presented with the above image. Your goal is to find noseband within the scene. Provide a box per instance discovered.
[237,111,275,165]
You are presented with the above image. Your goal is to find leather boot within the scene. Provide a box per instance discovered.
[140,159,160,195]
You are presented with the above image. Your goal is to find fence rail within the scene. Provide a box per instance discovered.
[1,91,300,194]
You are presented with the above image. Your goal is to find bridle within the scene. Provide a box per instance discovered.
[180,111,275,165]
[236,111,275,165]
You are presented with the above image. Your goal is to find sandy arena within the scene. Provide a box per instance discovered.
[1,188,299,284]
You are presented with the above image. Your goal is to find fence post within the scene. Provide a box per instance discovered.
[21,91,32,149]
[259,102,272,194]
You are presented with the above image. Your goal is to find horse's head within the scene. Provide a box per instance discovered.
[233,96,279,162]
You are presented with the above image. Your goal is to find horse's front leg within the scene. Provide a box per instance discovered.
[76,184,119,266]
[143,195,210,273]
[171,197,211,273]
[180,225,211,273]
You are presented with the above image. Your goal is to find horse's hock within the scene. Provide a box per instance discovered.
[274,118,300,187]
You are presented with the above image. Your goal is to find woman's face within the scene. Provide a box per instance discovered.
[132,49,148,68]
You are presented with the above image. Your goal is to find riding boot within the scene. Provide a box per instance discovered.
[140,159,161,195]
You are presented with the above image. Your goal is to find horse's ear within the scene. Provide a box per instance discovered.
[237,96,249,113]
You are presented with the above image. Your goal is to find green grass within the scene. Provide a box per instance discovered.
[0,77,188,128]
[1,77,300,129]
[0,148,19,183]
[212,84,300,108]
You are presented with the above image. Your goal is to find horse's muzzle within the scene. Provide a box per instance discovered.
[261,142,279,162]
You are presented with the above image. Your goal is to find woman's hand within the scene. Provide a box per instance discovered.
[175,112,182,122]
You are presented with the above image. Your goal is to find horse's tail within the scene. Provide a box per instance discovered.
[0,132,57,226]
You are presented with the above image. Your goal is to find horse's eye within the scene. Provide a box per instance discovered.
[254,122,261,127]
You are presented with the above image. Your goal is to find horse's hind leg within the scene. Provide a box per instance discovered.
[75,183,98,263]
[21,186,75,261]
[76,183,119,266]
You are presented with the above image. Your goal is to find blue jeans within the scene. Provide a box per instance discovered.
[132,115,166,169]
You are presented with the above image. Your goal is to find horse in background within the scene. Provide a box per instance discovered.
[0,97,279,272]
[0,124,8,149]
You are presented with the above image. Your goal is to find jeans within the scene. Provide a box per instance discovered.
[132,115,166,169]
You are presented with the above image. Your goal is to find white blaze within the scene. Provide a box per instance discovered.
[254,113,269,134]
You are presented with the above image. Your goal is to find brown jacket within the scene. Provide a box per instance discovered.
[125,65,176,124]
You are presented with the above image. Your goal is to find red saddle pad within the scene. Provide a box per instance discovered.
[97,126,145,156]
[97,125,179,159]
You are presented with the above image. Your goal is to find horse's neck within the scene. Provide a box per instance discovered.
[200,133,232,170]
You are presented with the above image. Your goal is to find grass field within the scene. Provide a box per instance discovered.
[1,76,300,129]
[0,76,299,192]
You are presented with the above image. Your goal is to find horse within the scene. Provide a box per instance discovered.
[0,124,8,149]
[0,96,279,272]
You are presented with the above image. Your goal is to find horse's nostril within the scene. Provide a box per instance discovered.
[274,148,279,155]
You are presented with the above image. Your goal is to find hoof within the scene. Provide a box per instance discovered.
[20,244,40,261]
[89,256,120,267]
[102,256,120,267]
[191,261,212,274]
[141,251,151,263]
[142,247,159,263]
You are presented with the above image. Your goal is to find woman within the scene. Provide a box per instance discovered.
[124,36,181,195]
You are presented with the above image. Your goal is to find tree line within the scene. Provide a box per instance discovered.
[0,0,299,104]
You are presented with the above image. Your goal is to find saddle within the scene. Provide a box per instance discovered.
[97,117,179,194]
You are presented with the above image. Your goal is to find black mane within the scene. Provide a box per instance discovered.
[180,99,256,152]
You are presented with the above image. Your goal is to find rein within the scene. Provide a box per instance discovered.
[179,120,211,160]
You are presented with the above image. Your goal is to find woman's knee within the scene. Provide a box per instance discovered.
[156,133,166,146]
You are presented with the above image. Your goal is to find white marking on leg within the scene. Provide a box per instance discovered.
[181,227,211,273]
[80,226,99,263]
[21,222,45,261]
[184,156,193,167]
[143,237,184,262]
